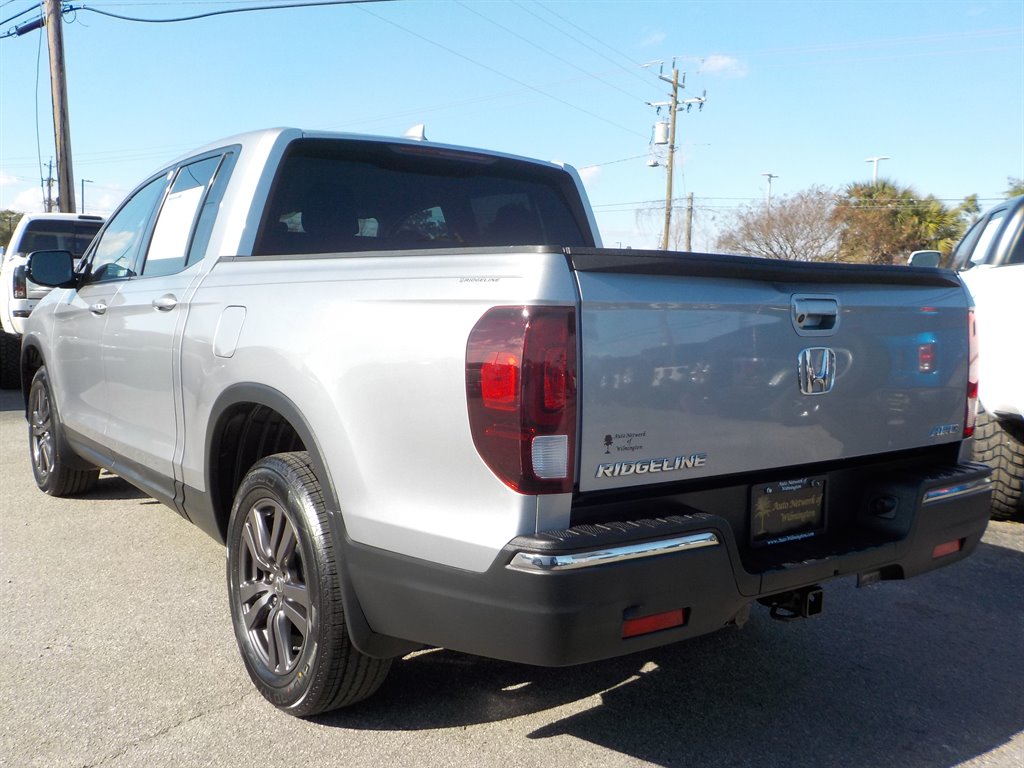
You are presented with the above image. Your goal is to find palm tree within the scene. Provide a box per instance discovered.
[833,181,972,265]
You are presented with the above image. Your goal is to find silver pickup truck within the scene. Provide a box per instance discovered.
[20,128,992,716]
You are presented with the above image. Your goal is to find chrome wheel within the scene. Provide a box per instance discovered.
[236,496,311,676]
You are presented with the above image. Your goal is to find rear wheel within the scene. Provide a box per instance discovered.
[972,408,1024,520]
[226,452,391,716]
[28,367,99,496]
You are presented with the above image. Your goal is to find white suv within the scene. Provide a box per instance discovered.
[0,212,104,388]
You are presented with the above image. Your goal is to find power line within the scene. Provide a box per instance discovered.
[354,3,647,139]
[516,0,656,92]
[454,0,652,104]
[71,0,393,24]
[0,4,36,27]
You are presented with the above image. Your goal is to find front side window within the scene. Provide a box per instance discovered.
[86,175,169,283]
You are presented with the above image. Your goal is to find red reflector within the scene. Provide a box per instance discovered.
[622,608,686,638]
[931,539,962,559]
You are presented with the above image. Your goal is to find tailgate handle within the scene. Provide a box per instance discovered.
[793,297,839,333]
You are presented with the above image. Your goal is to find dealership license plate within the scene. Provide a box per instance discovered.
[750,476,825,546]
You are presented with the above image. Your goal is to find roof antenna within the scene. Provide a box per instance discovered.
[403,124,428,141]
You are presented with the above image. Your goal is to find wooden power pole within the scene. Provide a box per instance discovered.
[45,0,76,213]
[651,63,705,250]
[660,68,679,251]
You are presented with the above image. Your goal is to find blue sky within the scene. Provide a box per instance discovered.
[1,0,1022,250]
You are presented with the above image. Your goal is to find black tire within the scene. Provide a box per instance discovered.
[0,330,20,390]
[973,408,1024,521]
[28,367,99,496]
[226,452,391,716]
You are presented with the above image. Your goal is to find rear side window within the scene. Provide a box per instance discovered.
[964,210,1006,267]
[142,155,223,277]
[252,138,593,256]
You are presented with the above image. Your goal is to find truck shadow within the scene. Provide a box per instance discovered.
[0,387,22,412]
[322,534,1023,767]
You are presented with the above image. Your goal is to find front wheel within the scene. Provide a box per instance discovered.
[28,367,99,496]
[973,408,1024,520]
[226,452,391,716]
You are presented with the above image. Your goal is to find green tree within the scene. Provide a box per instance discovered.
[1,210,23,250]
[1006,177,1024,198]
[832,181,972,265]
[715,186,840,262]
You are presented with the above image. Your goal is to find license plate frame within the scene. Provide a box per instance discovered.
[750,476,826,547]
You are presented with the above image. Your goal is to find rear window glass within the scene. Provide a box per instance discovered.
[17,219,103,258]
[252,138,593,255]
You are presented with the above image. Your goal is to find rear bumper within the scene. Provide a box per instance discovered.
[343,462,991,665]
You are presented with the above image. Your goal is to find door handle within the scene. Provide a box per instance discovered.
[152,294,178,312]
[89,303,107,315]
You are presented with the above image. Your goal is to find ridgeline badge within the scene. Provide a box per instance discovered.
[595,453,708,479]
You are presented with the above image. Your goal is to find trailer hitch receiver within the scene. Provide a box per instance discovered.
[760,586,824,621]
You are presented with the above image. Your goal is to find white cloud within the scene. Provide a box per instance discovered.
[700,54,749,78]
[0,171,18,187]
[8,186,46,213]
[577,165,602,186]
[640,31,667,48]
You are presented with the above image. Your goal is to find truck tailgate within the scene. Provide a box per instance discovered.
[569,249,971,494]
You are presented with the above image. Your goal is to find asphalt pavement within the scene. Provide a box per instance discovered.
[1,386,1022,768]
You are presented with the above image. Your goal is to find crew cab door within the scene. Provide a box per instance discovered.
[99,154,229,505]
[52,175,170,454]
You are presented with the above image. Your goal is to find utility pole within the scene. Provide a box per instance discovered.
[45,160,55,213]
[648,62,706,250]
[660,68,680,251]
[45,0,76,213]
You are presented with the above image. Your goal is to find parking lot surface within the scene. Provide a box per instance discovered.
[1,387,1022,768]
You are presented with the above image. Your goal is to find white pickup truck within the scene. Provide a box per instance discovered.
[20,129,991,716]
[0,212,104,388]
[951,195,1024,519]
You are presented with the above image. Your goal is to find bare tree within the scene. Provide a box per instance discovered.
[716,186,840,261]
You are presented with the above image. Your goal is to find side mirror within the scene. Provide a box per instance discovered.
[26,249,76,288]
[908,250,942,268]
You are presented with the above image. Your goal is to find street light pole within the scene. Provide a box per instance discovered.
[865,156,890,183]
[81,179,93,214]
[761,172,778,205]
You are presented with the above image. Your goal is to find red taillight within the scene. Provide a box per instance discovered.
[481,352,519,411]
[13,266,27,299]
[917,343,936,373]
[466,306,576,494]
[964,308,979,438]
